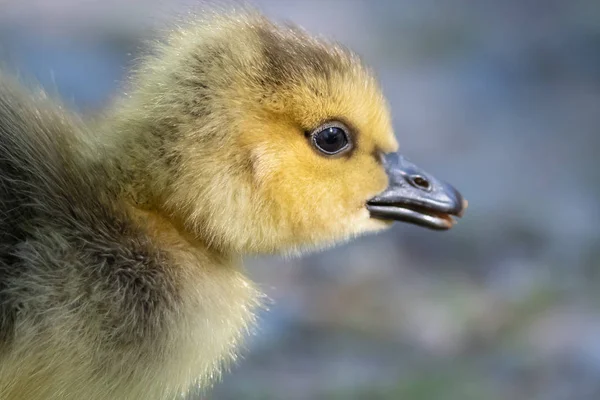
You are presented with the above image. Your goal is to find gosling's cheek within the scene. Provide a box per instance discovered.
[249,145,282,187]
[353,170,388,201]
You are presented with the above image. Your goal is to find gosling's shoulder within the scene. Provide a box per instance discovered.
[0,76,182,346]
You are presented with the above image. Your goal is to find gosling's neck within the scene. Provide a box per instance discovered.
[113,199,262,395]
[90,116,233,261]
[121,198,237,269]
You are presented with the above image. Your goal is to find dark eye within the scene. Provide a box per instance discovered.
[311,124,350,155]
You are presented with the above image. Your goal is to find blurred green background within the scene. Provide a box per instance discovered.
[1,1,599,399]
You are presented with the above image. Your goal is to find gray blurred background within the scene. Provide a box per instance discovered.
[1,0,599,399]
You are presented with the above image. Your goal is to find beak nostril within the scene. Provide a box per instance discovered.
[410,175,431,191]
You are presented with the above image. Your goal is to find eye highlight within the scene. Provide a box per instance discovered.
[310,122,352,156]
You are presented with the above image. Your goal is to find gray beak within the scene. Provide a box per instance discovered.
[366,153,467,230]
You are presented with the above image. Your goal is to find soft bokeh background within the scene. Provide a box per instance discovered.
[2,0,599,399]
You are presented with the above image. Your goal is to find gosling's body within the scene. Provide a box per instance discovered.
[0,10,465,400]
[0,77,259,399]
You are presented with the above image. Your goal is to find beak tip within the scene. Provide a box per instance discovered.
[444,182,466,218]
[459,198,468,217]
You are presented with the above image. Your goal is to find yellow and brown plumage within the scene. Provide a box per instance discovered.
[0,10,465,400]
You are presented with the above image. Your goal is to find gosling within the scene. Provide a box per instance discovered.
[0,10,466,400]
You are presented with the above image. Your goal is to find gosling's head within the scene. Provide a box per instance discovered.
[110,11,466,255]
